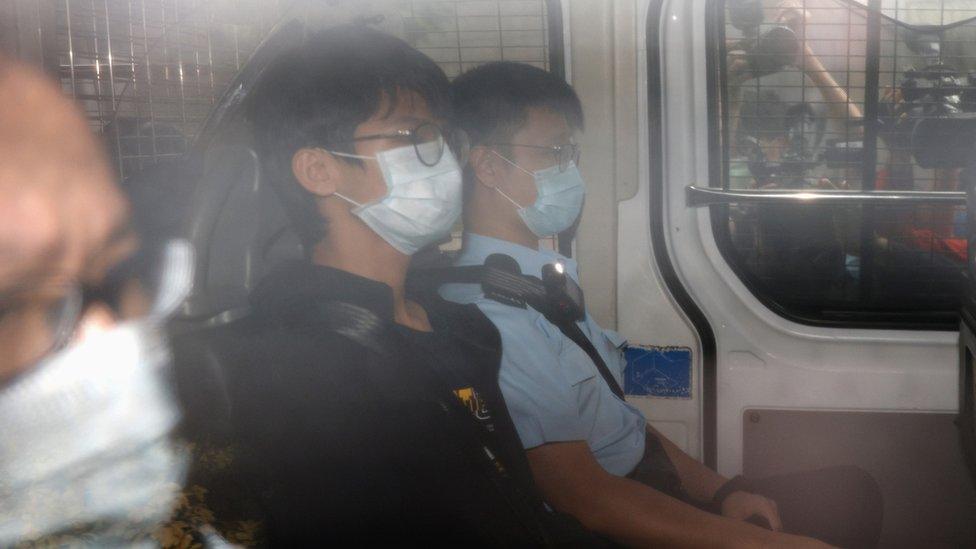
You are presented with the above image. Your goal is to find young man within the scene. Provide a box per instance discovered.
[0,57,190,545]
[182,26,599,545]
[442,61,882,548]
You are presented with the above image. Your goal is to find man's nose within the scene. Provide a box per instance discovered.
[71,302,118,344]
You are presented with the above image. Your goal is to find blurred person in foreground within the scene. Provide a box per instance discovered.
[0,57,193,545]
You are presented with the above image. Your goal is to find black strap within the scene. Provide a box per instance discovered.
[419,264,548,309]
[296,299,556,546]
[551,319,626,400]
[417,261,627,400]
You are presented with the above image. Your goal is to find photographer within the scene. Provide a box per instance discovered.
[873,83,968,265]
[728,0,863,189]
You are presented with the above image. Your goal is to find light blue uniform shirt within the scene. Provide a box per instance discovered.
[439,233,647,476]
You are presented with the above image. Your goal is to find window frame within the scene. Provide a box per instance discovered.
[706,0,970,330]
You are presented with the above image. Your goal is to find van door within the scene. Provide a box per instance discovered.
[632,0,976,544]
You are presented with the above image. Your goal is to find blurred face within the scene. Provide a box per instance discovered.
[0,185,136,382]
[0,60,136,382]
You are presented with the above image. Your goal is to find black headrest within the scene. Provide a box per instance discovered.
[178,142,303,324]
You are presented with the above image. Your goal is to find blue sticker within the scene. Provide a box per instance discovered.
[623,345,693,399]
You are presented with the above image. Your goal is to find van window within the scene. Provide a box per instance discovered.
[712,0,976,327]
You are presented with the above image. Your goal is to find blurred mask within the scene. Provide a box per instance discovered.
[0,240,194,546]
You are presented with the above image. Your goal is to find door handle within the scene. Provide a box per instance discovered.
[685,185,966,207]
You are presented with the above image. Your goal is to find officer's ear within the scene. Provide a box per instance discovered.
[468,145,503,190]
[292,147,342,197]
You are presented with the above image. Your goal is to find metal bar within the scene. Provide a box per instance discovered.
[65,0,76,97]
[714,2,728,192]
[103,0,124,178]
[861,0,882,192]
[89,0,106,132]
[204,0,215,103]
[140,0,158,160]
[126,0,141,170]
[800,0,807,156]
[453,0,462,79]
[233,23,240,71]
[542,0,553,71]
[845,0,854,184]
[685,185,966,207]
[497,0,504,61]
[172,0,188,128]
[859,0,883,313]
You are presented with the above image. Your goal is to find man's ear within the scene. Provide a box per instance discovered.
[291,147,340,197]
[468,146,501,189]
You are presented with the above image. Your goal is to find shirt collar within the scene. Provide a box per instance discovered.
[456,233,579,282]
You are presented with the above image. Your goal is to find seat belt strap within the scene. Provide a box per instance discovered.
[416,257,627,401]
[551,319,626,400]
[299,299,555,545]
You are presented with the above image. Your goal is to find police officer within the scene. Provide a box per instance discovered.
[441,61,882,549]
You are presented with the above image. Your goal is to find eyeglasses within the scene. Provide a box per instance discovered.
[347,122,470,167]
[489,142,581,173]
[0,245,163,371]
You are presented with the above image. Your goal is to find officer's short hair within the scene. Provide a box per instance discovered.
[451,61,583,149]
[247,25,451,248]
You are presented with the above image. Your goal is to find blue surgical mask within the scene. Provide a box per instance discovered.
[330,142,462,255]
[0,240,194,546]
[493,152,585,238]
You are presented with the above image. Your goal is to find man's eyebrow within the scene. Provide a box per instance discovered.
[83,220,137,273]
[105,220,137,249]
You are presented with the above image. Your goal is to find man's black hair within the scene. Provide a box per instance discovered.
[246,25,451,247]
[451,61,583,148]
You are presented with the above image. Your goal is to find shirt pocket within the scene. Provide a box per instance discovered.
[557,337,598,387]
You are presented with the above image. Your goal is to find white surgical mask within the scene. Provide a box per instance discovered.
[493,152,586,238]
[330,142,462,255]
[0,240,194,546]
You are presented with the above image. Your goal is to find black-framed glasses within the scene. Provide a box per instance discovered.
[348,122,469,167]
[0,244,164,371]
[0,281,83,373]
[489,142,581,172]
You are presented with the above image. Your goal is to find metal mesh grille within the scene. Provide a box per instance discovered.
[55,0,284,179]
[34,0,551,181]
[720,0,976,323]
[402,0,551,78]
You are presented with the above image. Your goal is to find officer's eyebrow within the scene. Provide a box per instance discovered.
[543,130,575,146]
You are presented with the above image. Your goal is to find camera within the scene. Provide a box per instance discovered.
[887,63,976,169]
[727,0,800,80]
[742,100,826,187]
